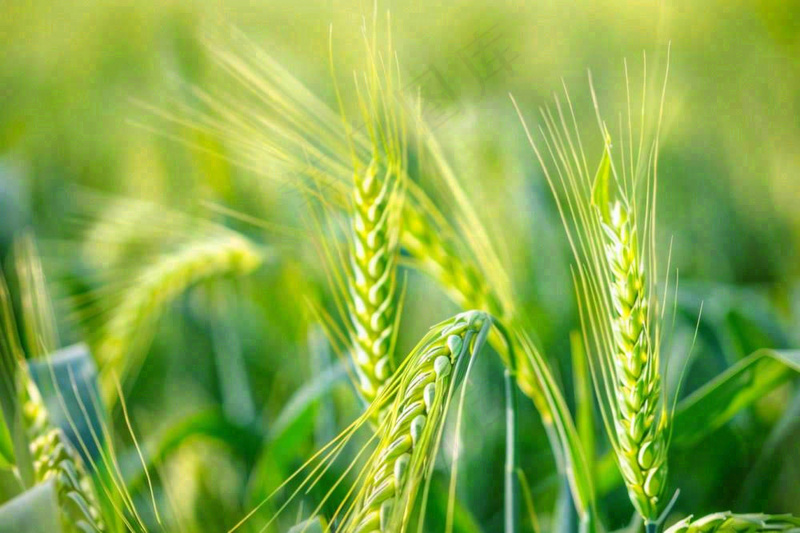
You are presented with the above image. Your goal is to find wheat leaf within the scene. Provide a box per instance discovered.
[0,480,62,533]
[671,348,800,447]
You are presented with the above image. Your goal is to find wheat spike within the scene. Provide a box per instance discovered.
[21,376,107,532]
[348,155,403,405]
[601,198,667,519]
[401,198,547,410]
[228,311,491,533]
[341,18,405,408]
[344,310,490,533]
[665,513,800,533]
[402,205,494,314]
[515,53,672,524]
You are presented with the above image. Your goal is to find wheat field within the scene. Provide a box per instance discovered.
[0,1,799,532]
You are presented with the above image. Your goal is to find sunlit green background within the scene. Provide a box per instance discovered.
[1,1,799,531]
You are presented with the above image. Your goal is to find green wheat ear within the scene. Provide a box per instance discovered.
[88,224,263,403]
[0,272,106,532]
[348,155,403,406]
[342,310,490,533]
[519,55,672,524]
[229,311,491,533]
[21,375,107,532]
[596,177,667,519]
[344,22,406,409]
[665,513,800,533]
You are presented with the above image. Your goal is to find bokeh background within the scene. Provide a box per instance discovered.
[1,1,800,531]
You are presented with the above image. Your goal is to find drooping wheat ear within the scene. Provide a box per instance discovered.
[343,310,490,533]
[20,377,107,532]
[228,311,490,533]
[665,513,800,533]
[95,230,263,397]
[399,147,598,522]
[343,20,405,408]
[515,53,672,524]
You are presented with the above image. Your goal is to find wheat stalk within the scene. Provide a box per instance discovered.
[344,310,490,533]
[665,513,800,533]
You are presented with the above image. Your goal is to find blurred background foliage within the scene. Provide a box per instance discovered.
[1,0,799,531]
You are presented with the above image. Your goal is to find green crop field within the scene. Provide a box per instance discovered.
[0,1,799,532]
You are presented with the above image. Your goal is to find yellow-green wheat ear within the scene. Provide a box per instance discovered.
[20,376,107,532]
[94,230,263,402]
[344,310,490,533]
[665,513,800,533]
[601,197,667,520]
[342,21,406,412]
[348,156,402,407]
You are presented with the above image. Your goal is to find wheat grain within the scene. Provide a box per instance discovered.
[665,513,800,533]
[344,310,490,533]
